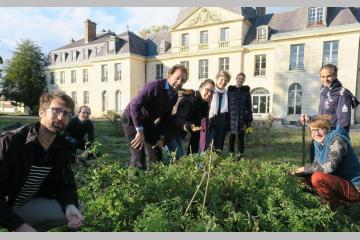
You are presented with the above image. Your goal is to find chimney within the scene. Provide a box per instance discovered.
[256,7,266,16]
[84,19,97,44]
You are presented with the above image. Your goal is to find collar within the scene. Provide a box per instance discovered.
[164,80,170,90]
[25,122,41,144]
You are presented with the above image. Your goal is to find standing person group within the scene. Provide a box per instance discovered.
[123,65,254,168]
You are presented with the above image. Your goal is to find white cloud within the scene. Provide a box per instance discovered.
[125,7,180,32]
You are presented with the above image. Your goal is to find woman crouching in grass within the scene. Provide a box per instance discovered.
[293,114,360,208]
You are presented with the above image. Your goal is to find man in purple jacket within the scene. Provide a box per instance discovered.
[122,64,188,170]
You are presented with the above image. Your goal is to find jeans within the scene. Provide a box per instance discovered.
[166,135,185,160]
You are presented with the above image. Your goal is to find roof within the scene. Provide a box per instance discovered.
[50,30,147,57]
[173,7,257,27]
[244,7,360,45]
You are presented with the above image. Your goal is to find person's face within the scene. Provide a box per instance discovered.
[236,75,246,87]
[78,106,91,122]
[320,68,336,87]
[39,97,71,133]
[200,83,215,102]
[216,76,229,90]
[167,69,187,92]
[310,127,328,144]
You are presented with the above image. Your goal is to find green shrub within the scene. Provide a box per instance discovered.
[78,152,360,232]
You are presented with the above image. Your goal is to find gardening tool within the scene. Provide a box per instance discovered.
[302,115,306,166]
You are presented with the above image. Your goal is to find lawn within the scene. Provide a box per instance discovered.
[1,116,360,231]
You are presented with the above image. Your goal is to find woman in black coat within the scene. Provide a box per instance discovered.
[227,72,253,159]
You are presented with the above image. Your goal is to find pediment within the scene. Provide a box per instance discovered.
[172,7,244,30]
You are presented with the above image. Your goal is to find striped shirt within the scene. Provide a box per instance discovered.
[14,165,52,207]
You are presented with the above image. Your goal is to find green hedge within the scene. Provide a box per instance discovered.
[78,152,360,232]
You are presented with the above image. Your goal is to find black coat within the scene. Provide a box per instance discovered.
[0,122,78,231]
[227,85,253,134]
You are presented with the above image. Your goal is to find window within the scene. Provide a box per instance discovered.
[102,91,108,112]
[219,57,229,71]
[198,59,208,79]
[60,71,65,84]
[71,91,77,105]
[115,90,121,113]
[96,47,101,55]
[322,40,339,66]
[108,40,116,53]
[251,88,270,115]
[156,64,163,79]
[61,52,67,62]
[288,83,302,115]
[255,55,266,76]
[114,63,121,81]
[71,70,76,83]
[83,91,89,105]
[83,49,89,59]
[101,64,108,82]
[83,69,88,83]
[308,7,325,25]
[200,31,208,44]
[220,27,229,41]
[180,61,189,75]
[72,51,77,61]
[181,33,189,51]
[50,72,55,84]
[257,26,268,41]
[289,44,305,71]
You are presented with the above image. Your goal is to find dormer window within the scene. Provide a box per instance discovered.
[60,52,67,62]
[257,26,269,42]
[50,53,57,64]
[72,51,78,61]
[157,41,165,54]
[107,36,119,54]
[308,7,326,25]
[83,49,90,59]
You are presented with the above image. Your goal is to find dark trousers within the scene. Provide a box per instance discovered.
[228,132,245,154]
[208,127,226,151]
[122,122,159,170]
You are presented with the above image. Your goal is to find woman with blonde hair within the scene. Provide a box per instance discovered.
[293,115,360,207]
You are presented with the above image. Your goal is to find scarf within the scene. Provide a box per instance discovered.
[209,87,228,119]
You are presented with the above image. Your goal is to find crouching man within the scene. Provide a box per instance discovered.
[0,91,84,232]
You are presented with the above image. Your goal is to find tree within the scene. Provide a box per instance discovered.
[1,39,47,115]
[138,25,170,38]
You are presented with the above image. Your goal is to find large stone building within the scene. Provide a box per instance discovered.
[46,7,360,124]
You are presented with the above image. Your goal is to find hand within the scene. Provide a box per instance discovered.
[190,124,201,132]
[152,139,164,150]
[14,223,37,232]
[291,166,305,176]
[65,204,84,230]
[130,131,144,150]
[300,114,309,125]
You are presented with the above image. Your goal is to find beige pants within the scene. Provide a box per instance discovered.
[13,197,67,231]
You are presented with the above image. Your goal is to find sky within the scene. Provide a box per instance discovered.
[0,7,298,61]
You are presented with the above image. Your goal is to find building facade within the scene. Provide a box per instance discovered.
[46,7,360,124]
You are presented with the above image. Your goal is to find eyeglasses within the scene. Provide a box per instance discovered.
[203,88,214,94]
[310,128,325,134]
[48,107,72,119]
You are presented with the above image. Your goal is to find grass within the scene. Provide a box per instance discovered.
[1,116,360,231]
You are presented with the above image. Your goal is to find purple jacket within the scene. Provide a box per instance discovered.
[318,79,359,130]
[123,79,178,136]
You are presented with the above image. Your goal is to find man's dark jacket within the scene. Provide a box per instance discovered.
[0,122,78,231]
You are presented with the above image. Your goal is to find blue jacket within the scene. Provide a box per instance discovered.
[318,79,359,131]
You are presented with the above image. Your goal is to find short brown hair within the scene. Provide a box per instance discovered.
[237,72,246,78]
[39,90,75,113]
[320,64,338,78]
[167,64,188,80]
[216,70,231,82]
[307,114,333,134]
[78,105,91,114]
[199,79,215,89]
